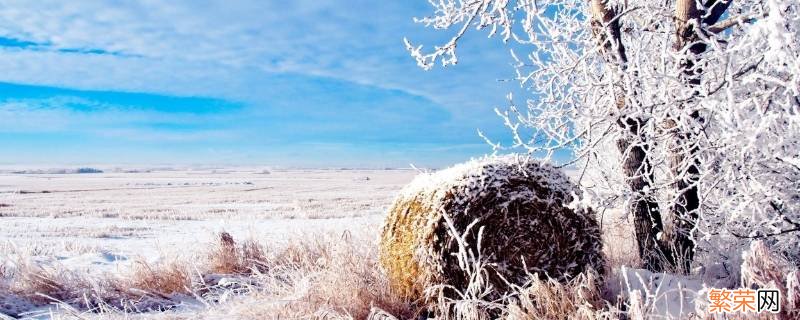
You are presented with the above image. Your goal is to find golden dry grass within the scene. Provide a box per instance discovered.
[230,233,416,319]
[4,226,790,319]
[380,196,438,298]
[506,270,617,320]
[206,232,268,275]
[123,260,191,297]
[0,232,418,319]
[4,259,92,305]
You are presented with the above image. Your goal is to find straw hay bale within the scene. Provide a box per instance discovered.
[379,155,604,299]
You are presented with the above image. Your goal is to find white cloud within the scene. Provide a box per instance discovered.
[0,0,518,130]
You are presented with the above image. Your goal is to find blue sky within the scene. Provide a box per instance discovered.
[0,1,523,168]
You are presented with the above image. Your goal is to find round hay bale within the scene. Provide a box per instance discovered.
[379,154,604,299]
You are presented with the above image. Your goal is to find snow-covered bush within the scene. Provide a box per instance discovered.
[407,0,800,272]
[739,241,800,320]
[379,154,603,300]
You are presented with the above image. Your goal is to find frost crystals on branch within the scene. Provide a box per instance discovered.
[407,0,800,272]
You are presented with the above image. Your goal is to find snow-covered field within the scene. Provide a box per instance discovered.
[0,168,755,319]
[0,168,421,318]
[0,168,416,262]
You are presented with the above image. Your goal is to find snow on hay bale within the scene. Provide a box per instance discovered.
[379,154,604,299]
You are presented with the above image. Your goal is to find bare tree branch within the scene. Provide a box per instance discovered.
[708,14,758,33]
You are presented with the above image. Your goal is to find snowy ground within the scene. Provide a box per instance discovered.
[0,168,713,319]
[0,169,416,275]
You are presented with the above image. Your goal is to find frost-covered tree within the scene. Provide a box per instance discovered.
[407,0,800,273]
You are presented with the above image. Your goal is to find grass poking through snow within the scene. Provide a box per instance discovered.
[2,229,796,319]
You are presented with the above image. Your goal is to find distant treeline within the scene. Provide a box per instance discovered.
[11,167,104,174]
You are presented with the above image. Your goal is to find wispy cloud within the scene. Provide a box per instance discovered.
[0,0,519,166]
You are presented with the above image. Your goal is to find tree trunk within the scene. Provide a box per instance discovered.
[668,0,702,274]
[665,118,700,274]
[667,0,730,274]
[590,0,671,272]
[617,117,672,271]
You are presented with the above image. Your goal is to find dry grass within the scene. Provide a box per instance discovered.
[0,226,670,319]
[0,231,418,319]
[4,226,792,320]
[123,260,192,298]
[214,232,416,320]
[206,232,268,275]
[0,240,101,257]
[600,211,640,271]
[5,259,91,305]
[380,156,605,302]
[506,270,618,320]
[380,197,435,298]
[738,241,800,320]
[0,256,196,316]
